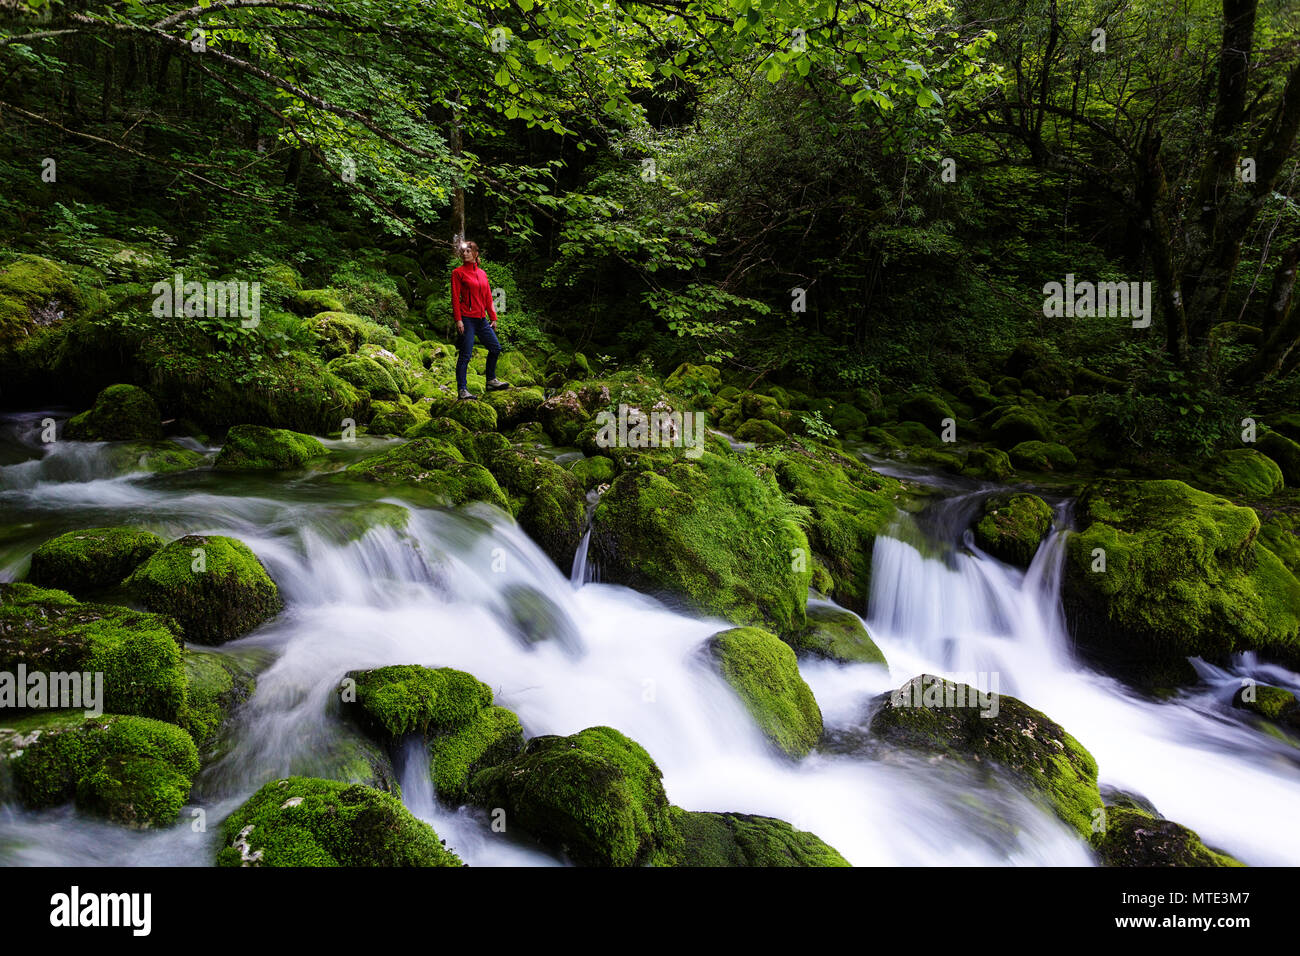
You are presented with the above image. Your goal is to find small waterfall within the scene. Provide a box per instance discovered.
[569,487,602,587]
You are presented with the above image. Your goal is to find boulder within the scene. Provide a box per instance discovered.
[27,527,164,595]
[972,493,1054,568]
[214,424,329,471]
[672,810,850,867]
[707,627,823,758]
[64,384,162,441]
[785,604,886,666]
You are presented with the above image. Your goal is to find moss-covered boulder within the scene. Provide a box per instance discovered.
[785,604,886,666]
[1092,807,1241,866]
[340,665,492,740]
[897,392,955,430]
[538,390,591,445]
[343,437,510,510]
[707,627,823,758]
[973,493,1054,568]
[7,714,199,828]
[664,363,722,398]
[987,406,1051,448]
[1201,448,1285,497]
[102,441,206,474]
[1258,431,1300,485]
[64,384,162,441]
[469,726,680,867]
[961,446,1016,481]
[753,442,901,614]
[126,535,283,645]
[589,451,813,635]
[178,649,260,755]
[444,399,499,432]
[1062,479,1300,682]
[483,386,544,429]
[568,454,615,489]
[734,418,788,443]
[869,675,1102,838]
[428,705,525,805]
[326,354,401,401]
[27,527,164,595]
[216,777,462,866]
[214,424,329,471]
[1232,682,1300,733]
[365,400,427,436]
[484,448,586,568]
[673,810,850,867]
[1008,441,1077,472]
[0,583,186,722]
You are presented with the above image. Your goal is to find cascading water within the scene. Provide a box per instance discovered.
[0,410,1295,866]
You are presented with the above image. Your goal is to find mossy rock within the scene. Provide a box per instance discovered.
[1008,440,1077,472]
[214,424,329,471]
[1200,448,1284,498]
[897,392,955,430]
[988,406,1051,448]
[292,289,347,317]
[672,810,850,867]
[216,777,462,867]
[308,310,383,357]
[1063,479,1300,684]
[664,363,722,398]
[785,604,886,666]
[538,390,591,445]
[0,583,186,722]
[64,384,162,441]
[444,398,499,432]
[482,386,544,429]
[340,664,492,741]
[886,420,944,447]
[753,442,901,614]
[469,726,680,867]
[0,254,97,350]
[1092,807,1242,866]
[708,627,824,758]
[973,493,1054,568]
[343,437,510,510]
[126,534,283,645]
[9,714,199,828]
[427,705,525,805]
[365,400,428,436]
[326,354,401,401]
[734,418,788,443]
[567,454,615,488]
[1258,510,1300,577]
[589,451,813,635]
[962,446,1016,481]
[179,649,260,755]
[870,674,1102,838]
[27,527,165,595]
[101,441,206,474]
[1258,431,1300,485]
[1232,682,1300,733]
[484,448,586,568]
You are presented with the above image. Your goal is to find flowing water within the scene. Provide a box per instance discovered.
[0,410,1296,866]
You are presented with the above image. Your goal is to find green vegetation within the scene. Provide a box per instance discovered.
[214,424,330,471]
[707,627,824,759]
[973,494,1054,568]
[27,527,164,595]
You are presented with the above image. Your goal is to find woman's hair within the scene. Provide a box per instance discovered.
[461,240,479,256]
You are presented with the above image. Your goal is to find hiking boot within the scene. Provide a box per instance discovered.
[486,378,511,391]
[458,388,476,401]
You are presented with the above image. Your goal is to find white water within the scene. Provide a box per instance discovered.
[1,412,1296,866]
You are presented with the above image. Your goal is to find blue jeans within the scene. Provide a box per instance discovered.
[455,316,500,391]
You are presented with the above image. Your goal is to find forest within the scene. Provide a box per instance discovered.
[0,0,1297,883]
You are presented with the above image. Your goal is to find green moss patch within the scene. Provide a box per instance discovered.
[785,604,886,666]
[214,424,329,471]
[708,627,824,758]
[973,493,1054,568]
[342,437,510,510]
[64,384,162,441]
[27,527,164,595]
[1092,807,1242,866]
[341,665,492,740]
[428,705,524,805]
[672,810,849,866]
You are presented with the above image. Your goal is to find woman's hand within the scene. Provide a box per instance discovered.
[456,320,464,334]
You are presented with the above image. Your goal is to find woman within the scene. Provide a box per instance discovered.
[451,240,510,400]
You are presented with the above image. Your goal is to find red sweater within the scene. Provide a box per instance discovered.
[451,262,498,323]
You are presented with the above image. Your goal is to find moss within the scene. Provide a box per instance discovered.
[734,418,788,443]
[589,450,813,635]
[897,392,955,428]
[101,441,206,474]
[1200,448,1284,498]
[786,605,886,666]
[482,386,544,429]
[752,441,901,614]
[291,289,347,317]
[538,390,591,445]
[1258,431,1300,485]
[1232,683,1300,733]
[870,675,1102,838]
[326,354,401,401]
[988,406,1051,448]
[27,527,164,595]
[428,705,525,805]
[973,493,1054,568]
[342,665,492,740]
[214,424,329,471]
[64,384,162,441]
[1008,440,1077,472]
[444,399,499,432]
[0,255,97,349]
[405,414,468,441]
[672,810,850,866]
[664,363,722,398]
[708,627,823,758]
[126,534,283,645]
[1062,479,1300,681]
[178,649,259,755]
[341,437,510,510]
[484,448,586,567]
[469,725,680,867]
[216,776,462,867]
[12,714,199,828]
[1092,807,1242,866]
[0,583,186,721]
[567,454,615,489]
[1258,510,1300,576]
[961,446,1016,481]
[306,311,394,359]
